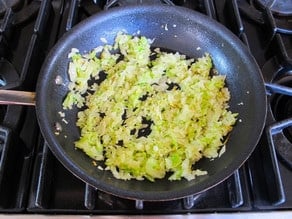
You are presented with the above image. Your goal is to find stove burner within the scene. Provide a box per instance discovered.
[270,76,292,168]
[262,47,292,168]
[0,0,23,16]
[272,78,292,137]
[255,0,292,16]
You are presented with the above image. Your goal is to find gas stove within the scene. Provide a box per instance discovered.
[0,0,292,217]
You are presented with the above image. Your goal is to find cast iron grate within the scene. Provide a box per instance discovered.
[227,0,292,210]
[1,0,292,214]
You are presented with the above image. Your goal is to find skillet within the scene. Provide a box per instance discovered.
[0,4,267,201]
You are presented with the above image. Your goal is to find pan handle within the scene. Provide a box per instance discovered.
[0,90,36,106]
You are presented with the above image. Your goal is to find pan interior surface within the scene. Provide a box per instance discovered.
[36,5,267,201]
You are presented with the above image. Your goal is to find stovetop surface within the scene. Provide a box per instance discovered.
[1,0,292,215]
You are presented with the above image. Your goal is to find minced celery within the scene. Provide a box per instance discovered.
[63,32,238,181]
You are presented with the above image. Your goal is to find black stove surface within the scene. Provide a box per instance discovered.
[0,0,292,215]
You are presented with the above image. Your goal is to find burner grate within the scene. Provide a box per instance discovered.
[27,142,252,213]
[1,0,292,214]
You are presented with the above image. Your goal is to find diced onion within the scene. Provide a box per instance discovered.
[63,32,238,181]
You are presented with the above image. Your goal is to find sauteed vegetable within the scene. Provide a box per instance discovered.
[62,33,237,181]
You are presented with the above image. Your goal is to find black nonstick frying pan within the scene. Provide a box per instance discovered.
[0,4,266,201]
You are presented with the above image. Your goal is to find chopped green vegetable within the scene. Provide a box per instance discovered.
[63,32,238,181]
